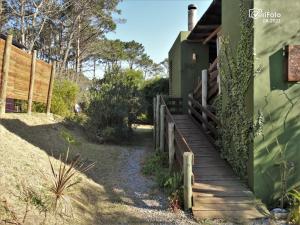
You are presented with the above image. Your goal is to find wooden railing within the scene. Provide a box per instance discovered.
[160,96,192,167]
[193,58,219,104]
[190,58,221,143]
[153,95,194,210]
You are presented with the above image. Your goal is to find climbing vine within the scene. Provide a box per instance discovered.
[216,0,253,179]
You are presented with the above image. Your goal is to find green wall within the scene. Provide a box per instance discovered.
[169,34,182,97]
[168,31,209,111]
[221,0,241,48]
[253,0,300,205]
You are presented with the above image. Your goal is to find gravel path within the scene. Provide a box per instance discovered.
[117,148,199,225]
[109,127,288,225]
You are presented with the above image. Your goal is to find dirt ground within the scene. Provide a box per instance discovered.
[0,113,200,225]
[0,114,287,225]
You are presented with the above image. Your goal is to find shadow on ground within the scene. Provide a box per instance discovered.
[0,116,170,224]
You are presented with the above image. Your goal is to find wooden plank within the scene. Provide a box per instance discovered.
[193,196,254,204]
[189,105,217,136]
[194,176,241,182]
[192,190,253,198]
[209,69,218,82]
[203,26,222,44]
[192,209,265,220]
[193,182,249,192]
[193,203,257,211]
[209,58,218,72]
[188,95,220,125]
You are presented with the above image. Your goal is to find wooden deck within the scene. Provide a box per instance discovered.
[173,114,267,221]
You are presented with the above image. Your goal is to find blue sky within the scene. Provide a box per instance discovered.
[106,0,213,64]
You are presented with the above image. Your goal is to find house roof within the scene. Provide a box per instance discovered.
[187,0,221,42]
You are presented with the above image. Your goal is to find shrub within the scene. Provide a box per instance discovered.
[142,151,183,211]
[51,79,79,117]
[141,77,169,123]
[87,67,144,142]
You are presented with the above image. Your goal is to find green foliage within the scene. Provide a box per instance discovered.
[51,79,79,117]
[142,151,183,210]
[141,77,169,123]
[87,67,144,142]
[142,150,168,176]
[288,189,300,224]
[216,0,253,179]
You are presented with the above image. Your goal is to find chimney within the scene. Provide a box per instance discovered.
[188,4,197,31]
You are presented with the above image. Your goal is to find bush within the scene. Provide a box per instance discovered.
[87,68,144,142]
[142,150,184,210]
[51,79,79,117]
[141,77,169,123]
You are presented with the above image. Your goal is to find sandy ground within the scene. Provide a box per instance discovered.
[0,114,199,225]
[0,114,287,225]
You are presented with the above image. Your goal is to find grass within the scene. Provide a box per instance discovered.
[0,113,155,224]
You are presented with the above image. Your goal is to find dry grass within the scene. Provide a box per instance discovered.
[0,113,153,225]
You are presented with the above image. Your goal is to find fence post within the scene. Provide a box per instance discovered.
[46,61,56,115]
[28,50,37,114]
[168,122,175,171]
[159,104,166,152]
[155,95,160,149]
[202,69,208,130]
[153,97,157,148]
[183,152,193,211]
[0,35,12,115]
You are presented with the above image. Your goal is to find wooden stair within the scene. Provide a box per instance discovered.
[173,114,268,222]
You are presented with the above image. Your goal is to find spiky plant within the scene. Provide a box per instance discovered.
[45,131,95,217]
[288,189,300,224]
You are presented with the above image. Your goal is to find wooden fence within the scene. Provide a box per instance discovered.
[0,35,56,115]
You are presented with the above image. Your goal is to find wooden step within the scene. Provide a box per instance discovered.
[171,113,268,221]
[193,196,254,205]
[192,208,266,221]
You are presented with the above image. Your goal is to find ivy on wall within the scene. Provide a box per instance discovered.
[216,0,253,179]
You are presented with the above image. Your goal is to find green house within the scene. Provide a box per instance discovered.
[168,0,300,206]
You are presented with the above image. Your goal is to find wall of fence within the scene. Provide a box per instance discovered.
[0,35,55,115]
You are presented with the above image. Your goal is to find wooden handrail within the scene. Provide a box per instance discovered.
[160,96,193,164]
[188,94,220,126]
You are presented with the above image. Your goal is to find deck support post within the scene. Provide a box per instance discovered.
[201,69,208,130]
[168,122,175,171]
[188,93,192,115]
[155,95,160,150]
[183,152,193,211]
[159,104,166,152]
[153,97,157,148]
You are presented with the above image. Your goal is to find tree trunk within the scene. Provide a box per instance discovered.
[20,0,26,46]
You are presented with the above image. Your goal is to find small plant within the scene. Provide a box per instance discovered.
[45,131,95,215]
[142,151,183,211]
[142,150,168,176]
[164,173,184,212]
[288,189,300,224]
[0,131,95,225]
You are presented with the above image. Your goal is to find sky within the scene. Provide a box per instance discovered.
[106,0,213,64]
